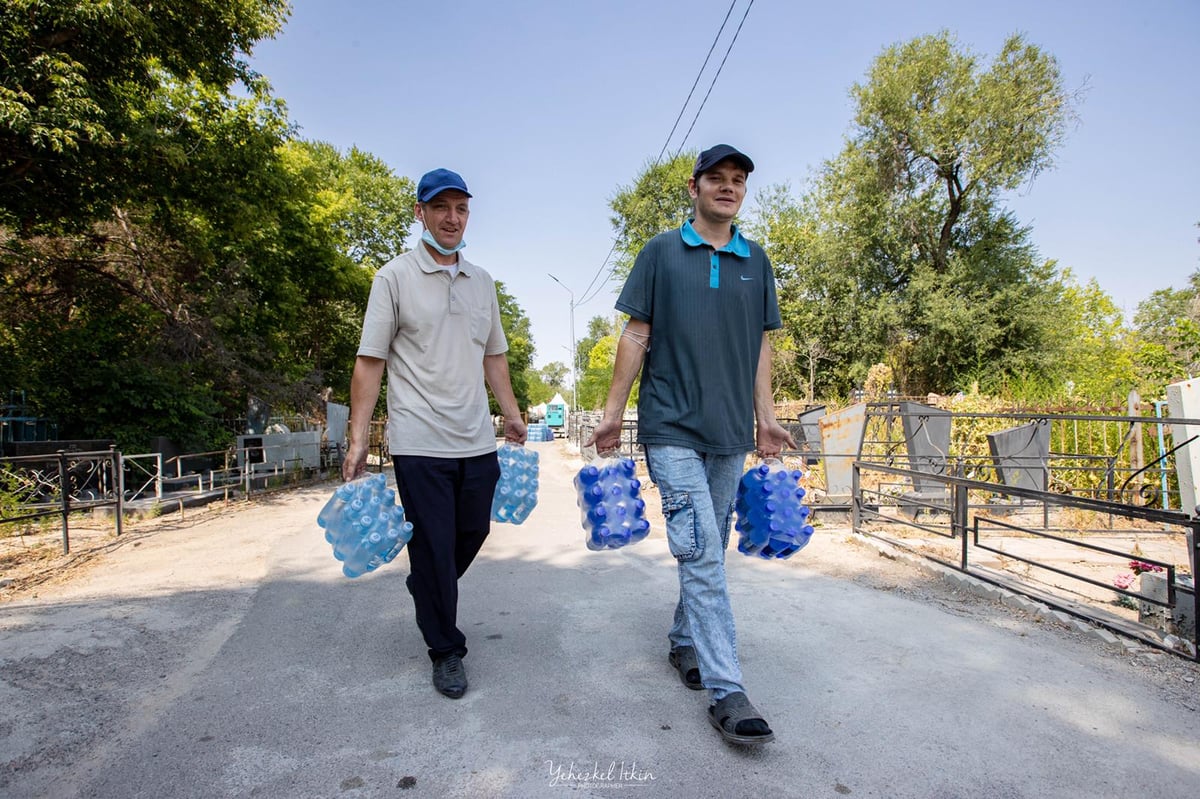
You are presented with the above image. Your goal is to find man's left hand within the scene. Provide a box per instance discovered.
[504,416,527,445]
[756,420,797,459]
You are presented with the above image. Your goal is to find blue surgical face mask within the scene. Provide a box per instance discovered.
[421,228,466,256]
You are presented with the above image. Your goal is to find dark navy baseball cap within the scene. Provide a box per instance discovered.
[417,168,473,202]
[693,144,754,177]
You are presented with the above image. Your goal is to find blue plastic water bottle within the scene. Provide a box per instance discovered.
[491,443,539,524]
[575,457,651,550]
[317,473,415,577]
[317,482,356,531]
[734,459,813,560]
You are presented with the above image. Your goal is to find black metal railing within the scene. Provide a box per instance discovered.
[2,439,344,554]
[850,459,1199,661]
[0,448,124,555]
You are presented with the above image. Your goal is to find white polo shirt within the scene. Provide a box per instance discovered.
[357,243,508,457]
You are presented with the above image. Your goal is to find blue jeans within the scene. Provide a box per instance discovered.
[644,444,748,701]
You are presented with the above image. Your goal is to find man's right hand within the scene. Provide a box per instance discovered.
[341,441,368,482]
[584,416,623,456]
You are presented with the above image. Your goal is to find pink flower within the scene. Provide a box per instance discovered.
[1113,573,1136,590]
[1129,560,1164,575]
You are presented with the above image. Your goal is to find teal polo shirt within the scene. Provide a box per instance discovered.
[615,220,782,454]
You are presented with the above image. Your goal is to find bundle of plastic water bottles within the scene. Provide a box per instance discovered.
[734,459,814,560]
[317,472,414,578]
[490,443,539,524]
[526,423,555,442]
[574,457,651,550]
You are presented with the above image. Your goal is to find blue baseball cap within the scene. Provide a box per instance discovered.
[693,144,754,177]
[417,168,472,202]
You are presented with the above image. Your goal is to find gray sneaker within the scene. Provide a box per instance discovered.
[432,654,468,699]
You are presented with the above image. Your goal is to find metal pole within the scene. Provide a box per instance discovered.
[851,461,861,532]
[955,470,969,570]
[1106,456,1116,529]
[1043,462,1050,529]
[1155,401,1170,510]
[57,451,70,555]
[1190,523,1199,661]
[112,446,123,538]
[548,274,577,411]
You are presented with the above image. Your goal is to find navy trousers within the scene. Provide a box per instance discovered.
[392,452,500,661]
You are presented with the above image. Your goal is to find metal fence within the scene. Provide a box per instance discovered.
[1,439,344,555]
[770,403,1198,518]
[849,459,1199,661]
[0,448,125,555]
[572,413,641,461]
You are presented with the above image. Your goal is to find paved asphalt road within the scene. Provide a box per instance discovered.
[2,441,1198,798]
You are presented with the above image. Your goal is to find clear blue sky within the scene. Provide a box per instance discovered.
[250,0,1199,372]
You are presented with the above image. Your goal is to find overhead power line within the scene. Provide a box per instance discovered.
[654,0,739,166]
[672,0,755,160]
[576,0,755,309]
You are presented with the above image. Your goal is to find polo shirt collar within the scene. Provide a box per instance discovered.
[680,219,750,258]
[414,240,476,277]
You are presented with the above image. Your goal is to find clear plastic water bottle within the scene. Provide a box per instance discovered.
[734,459,813,560]
[317,482,356,531]
[491,443,539,524]
[575,457,651,550]
[317,473,415,578]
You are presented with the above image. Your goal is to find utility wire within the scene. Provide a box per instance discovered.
[576,0,750,309]
[672,0,754,160]
[654,1,737,165]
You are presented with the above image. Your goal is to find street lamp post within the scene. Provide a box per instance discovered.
[547,274,576,413]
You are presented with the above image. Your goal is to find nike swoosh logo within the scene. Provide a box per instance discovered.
[740,275,753,281]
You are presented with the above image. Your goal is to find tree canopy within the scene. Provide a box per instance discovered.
[753,32,1078,397]
[608,153,695,279]
[0,0,538,451]
[0,0,290,232]
[494,281,534,413]
[1133,268,1200,388]
[851,32,1073,274]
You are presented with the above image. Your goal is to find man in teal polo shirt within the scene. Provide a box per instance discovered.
[588,144,795,745]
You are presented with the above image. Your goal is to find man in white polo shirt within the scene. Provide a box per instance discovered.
[343,167,527,699]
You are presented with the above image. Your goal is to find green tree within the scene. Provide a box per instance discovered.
[0,78,310,450]
[281,141,415,270]
[539,361,568,391]
[608,153,695,279]
[493,281,534,413]
[521,361,567,409]
[577,334,619,411]
[0,12,414,449]
[1135,270,1199,338]
[0,0,308,449]
[574,315,617,382]
[1134,269,1200,389]
[1055,276,1138,400]
[0,0,289,232]
[524,371,554,407]
[751,183,877,398]
[754,32,1076,397]
[852,31,1073,275]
